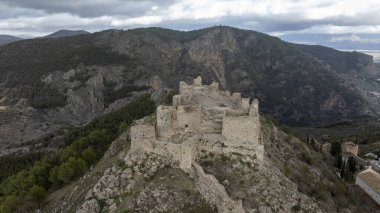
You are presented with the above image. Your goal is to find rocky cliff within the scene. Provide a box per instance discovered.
[0,26,379,149]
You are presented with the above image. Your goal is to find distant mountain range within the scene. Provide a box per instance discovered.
[0,30,91,46]
[280,33,380,62]
[44,29,90,38]
[0,35,23,46]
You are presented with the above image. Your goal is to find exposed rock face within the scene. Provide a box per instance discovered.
[0,65,152,153]
[198,153,322,213]
[191,163,245,213]
[1,26,379,149]
[75,151,214,213]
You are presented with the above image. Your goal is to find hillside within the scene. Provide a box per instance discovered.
[0,26,379,148]
[1,83,379,213]
[39,115,379,213]
[0,35,23,46]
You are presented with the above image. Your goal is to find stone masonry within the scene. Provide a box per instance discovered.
[130,76,264,212]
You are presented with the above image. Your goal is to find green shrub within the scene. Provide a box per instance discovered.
[0,204,10,213]
[163,90,178,105]
[291,204,301,212]
[82,148,97,165]
[30,185,46,205]
[0,152,44,182]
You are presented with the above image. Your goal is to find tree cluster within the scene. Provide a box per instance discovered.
[0,94,155,212]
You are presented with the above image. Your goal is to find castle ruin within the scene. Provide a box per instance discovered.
[131,76,264,170]
[130,76,264,213]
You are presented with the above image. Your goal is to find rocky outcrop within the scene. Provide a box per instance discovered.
[191,163,244,213]
[74,151,214,213]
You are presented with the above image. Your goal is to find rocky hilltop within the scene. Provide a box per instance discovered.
[0,26,379,149]
[42,77,379,213]
[44,77,321,213]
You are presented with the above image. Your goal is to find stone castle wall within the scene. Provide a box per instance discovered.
[157,105,202,139]
[196,134,264,161]
[152,141,181,162]
[128,76,267,213]
[132,75,264,168]
[341,142,359,156]
[222,115,259,143]
[131,124,193,171]
[156,106,174,138]
[176,105,201,133]
[192,163,245,213]
[130,125,155,152]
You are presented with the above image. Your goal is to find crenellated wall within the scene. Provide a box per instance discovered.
[131,75,264,168]
[241,98,250,109]
[128,76,266,213]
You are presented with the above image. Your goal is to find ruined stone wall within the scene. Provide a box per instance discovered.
[180,139,193,171]
[209,82,219,90]
[172,95,181,107]
[341,142,359,156]
[195,135,264,160]
[192,163,245,213]
[132,75,265,171]
[232,93,241,107]
[222,115,260,144]
[200,108,224,134]
[241,98,250,109]
[152,141,182,164]
[176,105,201,133]
[249,99,259,117]
[156,106,174,138]
[193,76,202,86]
[179,81,195,104]
[321,143,332,155]
[130,125,155,152]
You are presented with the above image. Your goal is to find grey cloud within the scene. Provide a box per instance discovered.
[0,0,379,44]
[0,0,176,17]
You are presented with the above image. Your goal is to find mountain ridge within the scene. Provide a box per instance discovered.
[44,29,90,38]
[0,26,379,147]
[0,35,23,46]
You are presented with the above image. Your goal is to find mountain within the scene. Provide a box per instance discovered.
[0,26,379,148]
[280,33,380,50]
[280,33,380,63]
[0,35,23,46]
[44,29,90,38]
[40,115,380,213]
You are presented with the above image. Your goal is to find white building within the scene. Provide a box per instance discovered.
[355,167,380,205]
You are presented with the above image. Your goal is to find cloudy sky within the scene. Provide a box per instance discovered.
[1,0,380,57]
